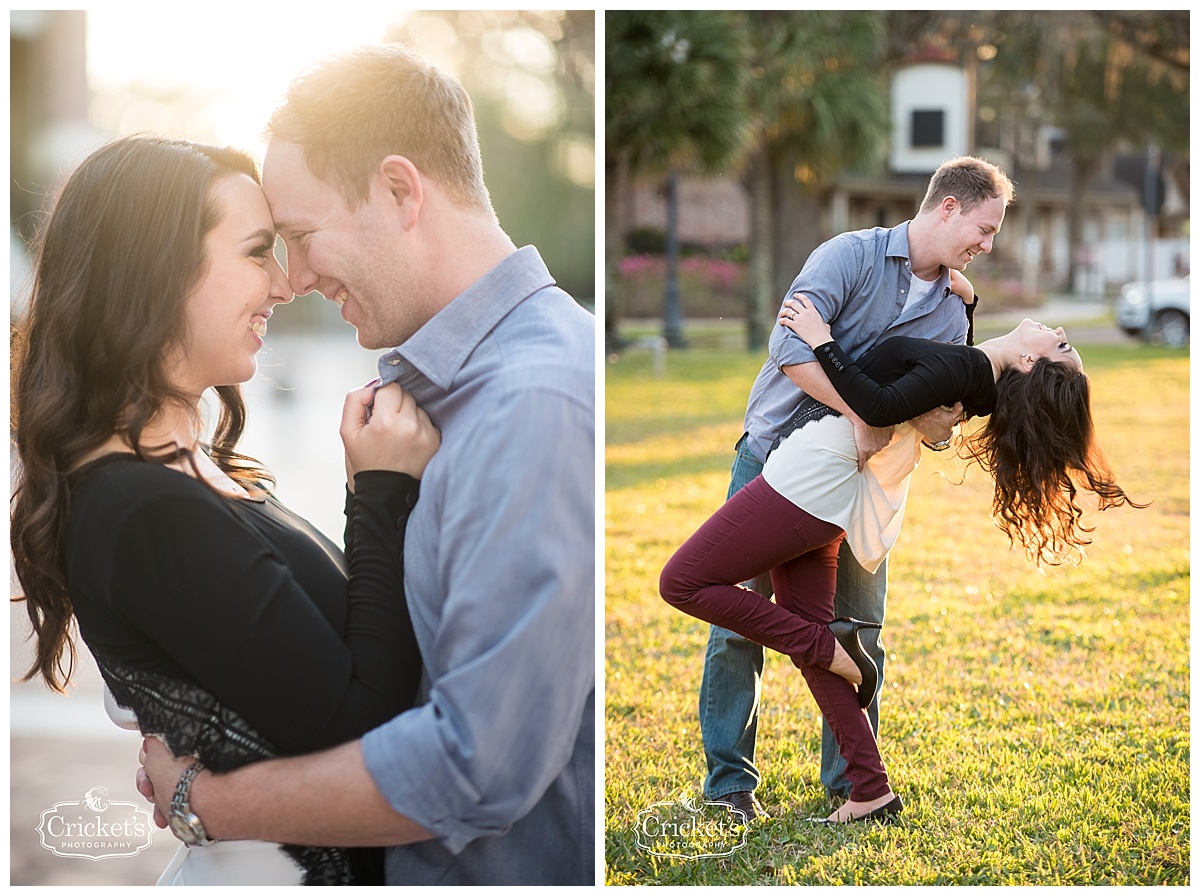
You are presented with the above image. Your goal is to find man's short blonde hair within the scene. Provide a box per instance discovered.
[919,156,1015,214]
[267,44,492,212]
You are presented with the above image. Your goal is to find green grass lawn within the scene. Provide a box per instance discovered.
[604,332,1189,885]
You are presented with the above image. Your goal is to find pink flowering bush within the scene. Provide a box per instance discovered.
[615,254,748,319]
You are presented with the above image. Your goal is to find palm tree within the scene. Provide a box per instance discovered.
[734,11,890,350]
[605,10,750,350]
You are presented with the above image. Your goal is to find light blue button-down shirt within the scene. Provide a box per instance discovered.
[741,221,970,462]
[362,246,595,885]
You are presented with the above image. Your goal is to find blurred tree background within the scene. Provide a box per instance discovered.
[390,11,595,306]
[605,10,1189,352]
[10,10,596,321]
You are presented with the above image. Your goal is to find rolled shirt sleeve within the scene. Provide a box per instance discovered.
[361,379,594,854]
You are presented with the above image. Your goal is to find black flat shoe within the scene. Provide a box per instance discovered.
[828,617,882,709]
[809,795,904,825]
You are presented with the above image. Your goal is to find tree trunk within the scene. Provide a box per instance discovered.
[772,156,825,301]
[744,147,773,352]
[1016,162,1041,298]
[1066,155,1098,294]
[604,152,627,353]
[662,167,688,348]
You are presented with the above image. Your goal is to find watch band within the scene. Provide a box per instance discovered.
[169,759,215,846]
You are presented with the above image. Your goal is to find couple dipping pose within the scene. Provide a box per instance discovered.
[11,45,594,885]
[660,156,1141,825]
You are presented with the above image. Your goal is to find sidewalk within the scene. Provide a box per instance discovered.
[972,292,1132,345]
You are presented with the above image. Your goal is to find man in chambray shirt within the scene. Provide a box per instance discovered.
[700,156,1014,823]
[140,45,595,885]
[363,245,594,883]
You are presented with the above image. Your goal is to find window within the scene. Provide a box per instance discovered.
[911,109,944,148]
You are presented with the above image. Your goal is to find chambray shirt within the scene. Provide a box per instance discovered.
[741,221,971,462]
[361,246,595,885]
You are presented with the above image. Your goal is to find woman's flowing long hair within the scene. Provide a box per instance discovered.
[11,135,274,690]
[961,357,1144,566]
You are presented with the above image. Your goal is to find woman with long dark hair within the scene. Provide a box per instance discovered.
[10,134,437,885]
[660,293,1140,825]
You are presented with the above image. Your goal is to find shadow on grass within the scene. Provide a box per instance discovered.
[606,413,744,447]
[1105,565,1191,597]
[606,453,735,492]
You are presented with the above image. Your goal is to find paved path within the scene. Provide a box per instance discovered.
[972,294,1138,346]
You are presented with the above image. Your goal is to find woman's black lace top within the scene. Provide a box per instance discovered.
[65,456,424,885]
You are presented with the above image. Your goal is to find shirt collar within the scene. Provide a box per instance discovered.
[890,220,952,292]
[886,221,913,260]
[378,246,554,390]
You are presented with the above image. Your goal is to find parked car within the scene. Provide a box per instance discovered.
[1115,275,1190,348]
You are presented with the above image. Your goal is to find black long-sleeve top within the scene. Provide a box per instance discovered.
[65,456,422,757]
[812,335,997,427]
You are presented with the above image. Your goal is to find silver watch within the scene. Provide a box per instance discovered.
[168,760,216,846]
[923,437,953,452]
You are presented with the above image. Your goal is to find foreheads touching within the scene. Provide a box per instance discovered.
[264,44,492,214]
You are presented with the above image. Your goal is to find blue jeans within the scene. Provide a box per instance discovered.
[698,435,887,800]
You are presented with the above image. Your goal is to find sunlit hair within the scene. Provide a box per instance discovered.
[11,134,274,691]
[266,43,492,214]
[959,358,1144,566]
[919,155,1016,214]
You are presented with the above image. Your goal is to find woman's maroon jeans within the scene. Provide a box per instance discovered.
[660,474,891,802]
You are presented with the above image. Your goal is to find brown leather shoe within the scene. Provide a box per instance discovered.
[712,790,768,821]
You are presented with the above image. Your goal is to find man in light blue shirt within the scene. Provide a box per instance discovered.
[364,245,594,883]
[701,157,1013,822]
[140,45,594,885]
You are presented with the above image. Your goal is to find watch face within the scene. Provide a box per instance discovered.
[169,812,199,845]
